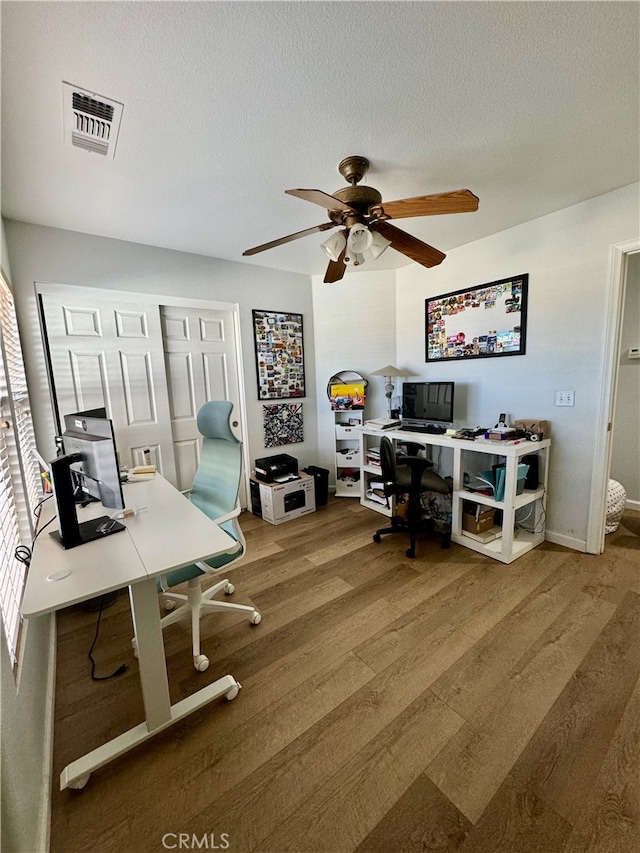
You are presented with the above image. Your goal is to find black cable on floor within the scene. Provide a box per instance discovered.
[88,597,128,681]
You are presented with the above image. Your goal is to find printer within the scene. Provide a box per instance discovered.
[254,453,299,483]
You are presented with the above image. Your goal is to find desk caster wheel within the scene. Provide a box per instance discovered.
[225,682,241,701]
[164,599,176,611]
[224,582,235,595]
[194,654,209,672]
[70,773,91,790]
[406,548,415,558]
[373,533,381,543]
[251,611,262,625]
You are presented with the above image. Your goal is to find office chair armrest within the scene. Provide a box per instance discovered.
[396,452,433,470]
[212,503,242,527]
[401,456,445,493]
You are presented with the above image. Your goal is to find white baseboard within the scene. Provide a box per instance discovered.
[40,614,57,853]
[545,530,587,553]
[625,499,640,513]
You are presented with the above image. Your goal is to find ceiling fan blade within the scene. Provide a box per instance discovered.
[243,221,336,256]
[324,248,346,284]
[371,221,446,268]
[378,189,479,220]
[285,188,355,213]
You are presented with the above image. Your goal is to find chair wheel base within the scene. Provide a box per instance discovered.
[406,548,415,558]
[373,533,381,543]
[251,611,262,625]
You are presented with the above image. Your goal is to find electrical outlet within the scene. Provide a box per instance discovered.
[555,390,575,407]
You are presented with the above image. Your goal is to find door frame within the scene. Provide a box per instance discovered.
[36,283,251,503]
[586,238,640,553]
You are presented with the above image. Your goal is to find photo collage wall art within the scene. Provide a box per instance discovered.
[425,274,528,362]
[252,309,305,399]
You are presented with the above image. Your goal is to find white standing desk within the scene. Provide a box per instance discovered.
[21,474,242,790]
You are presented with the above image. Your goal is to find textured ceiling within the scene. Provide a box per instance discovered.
[1,1,638,277]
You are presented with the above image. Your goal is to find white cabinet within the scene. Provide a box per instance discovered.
[358,426,551,563]
[334,412,363,497]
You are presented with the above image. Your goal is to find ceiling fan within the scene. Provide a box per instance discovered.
[243,156,479,283]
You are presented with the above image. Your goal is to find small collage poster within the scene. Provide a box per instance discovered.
[425,274,528,362]
[252,309,305,399]
[263,403,304,448]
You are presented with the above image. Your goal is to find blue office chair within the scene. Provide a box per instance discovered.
[141,401,260,672]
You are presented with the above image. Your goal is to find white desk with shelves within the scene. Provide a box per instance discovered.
[358,426,550,564]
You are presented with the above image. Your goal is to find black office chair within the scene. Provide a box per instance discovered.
[372,436,451,558]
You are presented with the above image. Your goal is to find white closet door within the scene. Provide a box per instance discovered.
[161,305,243,492]
[40,292,178,485]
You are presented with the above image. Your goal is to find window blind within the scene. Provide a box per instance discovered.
[0,273,41,668]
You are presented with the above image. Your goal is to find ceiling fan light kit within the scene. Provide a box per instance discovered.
[243,156,479,284]
[368,230,392,260]
[321,231,347,262]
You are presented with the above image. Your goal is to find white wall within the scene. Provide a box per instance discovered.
[3,221,319,473]
[313,183,639,549]
[610,251,640,505]
[312,269,397,477]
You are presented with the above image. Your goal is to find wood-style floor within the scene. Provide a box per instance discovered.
[50,499,640,853]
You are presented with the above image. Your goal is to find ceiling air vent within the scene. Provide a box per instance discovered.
[62,82,124,159]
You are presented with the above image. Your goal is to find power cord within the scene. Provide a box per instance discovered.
[14,494,57,569]
[20,492,127,681]
[88,598,128,681]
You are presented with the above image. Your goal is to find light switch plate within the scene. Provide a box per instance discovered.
[555,390,575,406]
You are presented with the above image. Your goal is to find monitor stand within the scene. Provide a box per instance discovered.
[49,516,126,549]
[49,454,125,549]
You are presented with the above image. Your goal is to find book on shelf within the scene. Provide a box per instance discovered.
[461,526,502,544]
[365,418,402,430]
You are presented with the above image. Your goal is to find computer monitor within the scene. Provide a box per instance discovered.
[49,409,126,549]
[62,409,125,510]
[401,381,455,428]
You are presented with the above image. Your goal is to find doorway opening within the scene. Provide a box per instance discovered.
[587,240,640,553]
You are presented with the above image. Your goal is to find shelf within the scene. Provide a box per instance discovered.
[451,528,544,564]
[361,495,392,516]
[455,486,544,510]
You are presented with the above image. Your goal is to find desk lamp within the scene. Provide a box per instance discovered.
[371,365,410,419]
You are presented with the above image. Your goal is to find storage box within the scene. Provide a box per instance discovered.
[462,507,495,535]
[250,473,315,525]
[335,424,360,439]
[514,419,548,439]
[483,429,516,441]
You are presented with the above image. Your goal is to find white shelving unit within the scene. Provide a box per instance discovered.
[358,426,551,563]
[334,412,363,497]
[360,429,392,516]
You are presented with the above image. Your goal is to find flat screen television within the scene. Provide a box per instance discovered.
[50,408,126,548]
[401,382,455,428]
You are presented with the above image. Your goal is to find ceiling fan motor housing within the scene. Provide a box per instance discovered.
[332,185,382,214]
